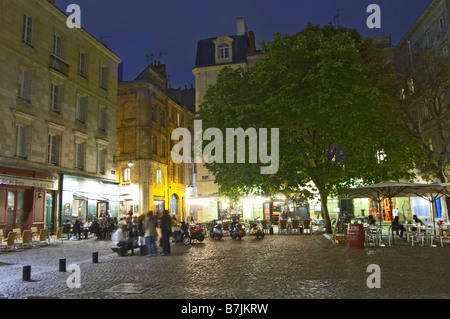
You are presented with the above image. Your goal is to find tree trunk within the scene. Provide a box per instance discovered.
[319,191,332,234]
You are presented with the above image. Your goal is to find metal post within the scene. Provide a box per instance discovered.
[59,258,66,272]
[92,251,98,263]
[23,266,31,281]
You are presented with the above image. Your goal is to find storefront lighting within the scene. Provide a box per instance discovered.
[127,160,134,167]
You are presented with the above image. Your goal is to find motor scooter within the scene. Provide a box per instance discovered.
[229,219,245,240]
[209,220,223,240]
[189,223,206,242]
[248,219,265,239]
[172,221,191,245]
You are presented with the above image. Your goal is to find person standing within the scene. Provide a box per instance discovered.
[144,211,158,256]
[160,210,172,256]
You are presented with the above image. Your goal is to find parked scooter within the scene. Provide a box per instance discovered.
[248,219,265,239]
[172,221,191,245]
[189,223,206,242]
[229,218,245,240]
[209,220,223,240]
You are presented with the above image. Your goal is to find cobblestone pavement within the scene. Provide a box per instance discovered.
[0,233,449,300]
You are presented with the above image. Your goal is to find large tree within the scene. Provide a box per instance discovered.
[196,25,416,233]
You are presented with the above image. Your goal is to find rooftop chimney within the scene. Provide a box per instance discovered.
[249,31,256,53]
[236,18,248,36]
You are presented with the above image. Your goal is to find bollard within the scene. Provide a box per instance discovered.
[23,266,31,281]
[59,258,66,272]
[92,251,98,263]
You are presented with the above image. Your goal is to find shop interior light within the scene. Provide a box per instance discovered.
[127,160,134,167]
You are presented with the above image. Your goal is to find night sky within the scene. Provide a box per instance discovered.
[55,0,431,89]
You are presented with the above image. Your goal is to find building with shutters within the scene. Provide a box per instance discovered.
[0,0,121,235]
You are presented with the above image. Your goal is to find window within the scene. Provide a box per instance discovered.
[218,43,230,59]
[18,68,31,102]
[123,168,131,182]
[98,106,107,133]
[48,134,60,165]
[161,139,166,157]
[15,124,29,159]
[76,96,87,124]
[75,142,85,170]
[79,53,86,77]
[439,17,446,36]
[152,105,158,122]
[50,84,62,114]
[156,169,162,184]
[426,30,432,47]
[99,66,107,89]
[22,14,33,46]
[178,165,183,184]
[152,136,157,155]
[161,110,166,127]
[7,191,25,228]
[97,149,105,174]
[53,35,62,58]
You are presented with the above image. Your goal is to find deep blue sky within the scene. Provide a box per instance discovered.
[56,0,431,89]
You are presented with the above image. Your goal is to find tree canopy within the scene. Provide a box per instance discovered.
[195,25,417,233]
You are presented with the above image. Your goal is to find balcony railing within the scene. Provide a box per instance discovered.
[50,54,69,77]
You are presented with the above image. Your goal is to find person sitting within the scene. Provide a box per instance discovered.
[111,221,134,255]
[73,219,82,240]
[368,215,376,226]
[83,218,92,239]
[62,219,72,239]
[413,215,425,226]
[90,217,102,239]
[391,216,406,238]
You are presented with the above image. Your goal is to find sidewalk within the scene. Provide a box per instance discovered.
[0,234,449,299]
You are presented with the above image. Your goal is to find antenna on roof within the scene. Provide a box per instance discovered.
[99,35,112,43]
[146,53,154,66]
[333,9,344,28]
[159,51,168,60]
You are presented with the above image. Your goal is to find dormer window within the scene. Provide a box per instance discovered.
[214,36,233,64]
[218,43,230,59]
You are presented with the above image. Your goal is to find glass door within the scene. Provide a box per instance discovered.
[6,190,25,230]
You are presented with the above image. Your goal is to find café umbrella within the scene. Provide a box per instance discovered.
[343,182,450,242]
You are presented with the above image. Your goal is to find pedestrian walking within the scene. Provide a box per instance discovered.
[144,211,158,256]
[137,214,146,256]
[160,210,172,256]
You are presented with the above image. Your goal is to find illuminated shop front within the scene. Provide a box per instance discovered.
[60,174,119,224]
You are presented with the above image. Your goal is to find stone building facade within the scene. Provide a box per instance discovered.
[395,0,449,219]
[116,62,194,221]
[0,0,121,234]
[190,18,265,221]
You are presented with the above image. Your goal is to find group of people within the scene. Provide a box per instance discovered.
[112,209,173,257]
[62,218,92,240]
[368,213,426,238]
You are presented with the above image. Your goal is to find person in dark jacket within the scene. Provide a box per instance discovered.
[90,217,102,239]
[391,216,406,238]
[73,219,82,240]
[160,210,172,256]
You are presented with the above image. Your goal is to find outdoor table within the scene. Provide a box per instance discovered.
[364,225,383,246]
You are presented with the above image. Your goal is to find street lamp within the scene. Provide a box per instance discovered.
[127,160,134,167]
